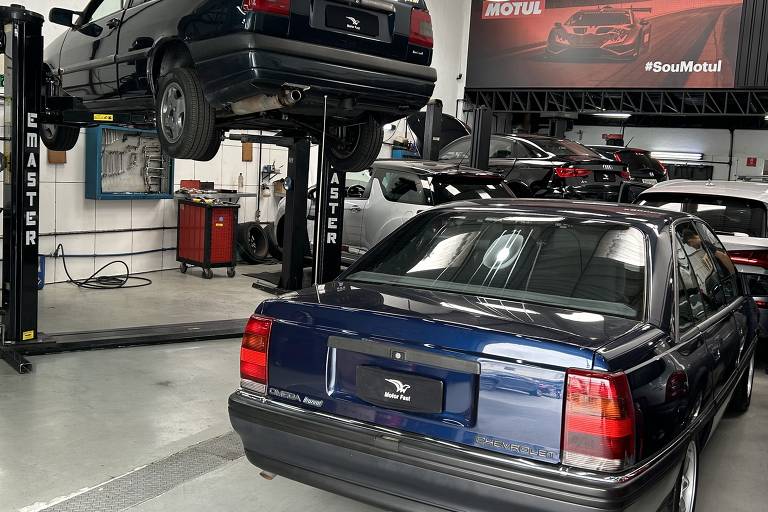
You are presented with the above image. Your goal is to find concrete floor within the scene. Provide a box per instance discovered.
[38,266,273,333]
[1,336,766,511]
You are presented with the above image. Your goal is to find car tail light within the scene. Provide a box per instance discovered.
[242,0,290,16]
[562,369,636,472]
[555,167,591,178]
[755,300,768,309]
[620,169,631,180]
[729,250,768,270]
[410,9,433,48]
[613,152,623,162]
[240,315,273,394]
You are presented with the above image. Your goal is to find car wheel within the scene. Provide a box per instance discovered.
[156,68,219,161]
[237,222,270,263]
[327,115,382,173]
[41,124,79,152]
[728,352,755,413]
[673,439,699,512]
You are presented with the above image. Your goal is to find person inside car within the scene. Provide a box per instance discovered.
[682,229,736,275]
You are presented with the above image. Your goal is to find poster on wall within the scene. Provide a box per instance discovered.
[466,0,744,89]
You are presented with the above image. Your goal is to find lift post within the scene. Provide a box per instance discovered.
[469,106,491,171]
[1,5,44,373]
[312,152,346,285]
[422,99,443,161]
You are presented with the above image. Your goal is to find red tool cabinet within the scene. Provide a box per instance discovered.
[177,200,239,279]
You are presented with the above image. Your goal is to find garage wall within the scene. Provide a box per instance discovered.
[429,0,472,114]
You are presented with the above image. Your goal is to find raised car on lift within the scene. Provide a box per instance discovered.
[42,0,437,172]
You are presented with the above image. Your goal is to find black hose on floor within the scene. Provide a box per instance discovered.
[56,243,153,290]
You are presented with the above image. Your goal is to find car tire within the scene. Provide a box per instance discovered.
[156,68,219,161]
[728,352,755,414]
[237,222,270,263]
[328,115,383,173]
[41,124,79,152]
[672,438,699,512]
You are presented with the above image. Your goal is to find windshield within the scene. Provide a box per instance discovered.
[568,12,631,26]
[528,138,600,157]
[431,179,512,204]
[345,211,647,319]
[639,193,767,237]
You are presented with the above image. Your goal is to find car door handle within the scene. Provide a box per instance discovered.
[106,18,121,29]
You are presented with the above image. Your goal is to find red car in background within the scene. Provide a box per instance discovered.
[546,7,652,60]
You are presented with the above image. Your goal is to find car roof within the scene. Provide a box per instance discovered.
[372,159,500,178]
[640,180,768,203]
[430,199,692,233]
[588,145,650,153]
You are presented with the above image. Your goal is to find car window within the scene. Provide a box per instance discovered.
[618,151,665,173]
[489,139,515,159]
[695,223,740,303]
[637,195,684,212]
[568,12,631,26]
[431,178,513,205]
[689,197,767,238]
[676,223,727,315]
[517,140,545,158]
[439,139,470,161]
[347,212,647,319]
[379,171,428,205]
[85,0,125,23]
[527,138,600,158]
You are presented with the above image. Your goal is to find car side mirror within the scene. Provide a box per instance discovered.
[49,8,80,28]
[347,185,366,199]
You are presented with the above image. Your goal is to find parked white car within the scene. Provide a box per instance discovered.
[637,179,768,335]
[272,160,514,260]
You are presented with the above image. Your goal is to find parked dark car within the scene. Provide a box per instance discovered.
[43,0,437,171]
[230,200,757,512]
[439,134,628,201]
[546,6,652,61]
[589,145,669,184]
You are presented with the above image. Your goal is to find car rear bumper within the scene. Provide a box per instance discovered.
[189,33,436,117]
[229,391,681,512]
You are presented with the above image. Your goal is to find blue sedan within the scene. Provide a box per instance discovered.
[230,200,757,512]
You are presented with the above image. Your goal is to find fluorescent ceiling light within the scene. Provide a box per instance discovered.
[592,113,632,119]
[651,151,703,161]
[764,114,768,121]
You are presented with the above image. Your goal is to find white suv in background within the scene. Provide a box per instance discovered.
[637,180,768,336]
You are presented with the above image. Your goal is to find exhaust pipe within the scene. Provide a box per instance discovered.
[231,88,303,115]
[259,471,277,481]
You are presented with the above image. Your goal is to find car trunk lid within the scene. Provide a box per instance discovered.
[257,282,644,465]
[283,0,431,64]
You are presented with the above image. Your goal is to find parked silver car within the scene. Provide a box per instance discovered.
[272,160,515,260]
[638,179,768,335]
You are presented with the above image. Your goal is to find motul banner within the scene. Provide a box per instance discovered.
[466,0,745,89]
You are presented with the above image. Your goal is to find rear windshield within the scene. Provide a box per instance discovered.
[346,211,647,319]
[431,179,512,205]
[568,12,631,26]
[639,193,767,237]
[528,138,600,158]
[619,151,665,173]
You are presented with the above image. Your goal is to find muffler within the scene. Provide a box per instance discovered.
[231,88,303,115]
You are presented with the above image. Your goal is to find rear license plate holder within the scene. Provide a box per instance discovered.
[594,172,616,183]
[356,366,444,414]
[326,5,379,37]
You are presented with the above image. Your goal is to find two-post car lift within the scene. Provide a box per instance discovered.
[0,5,345,373]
